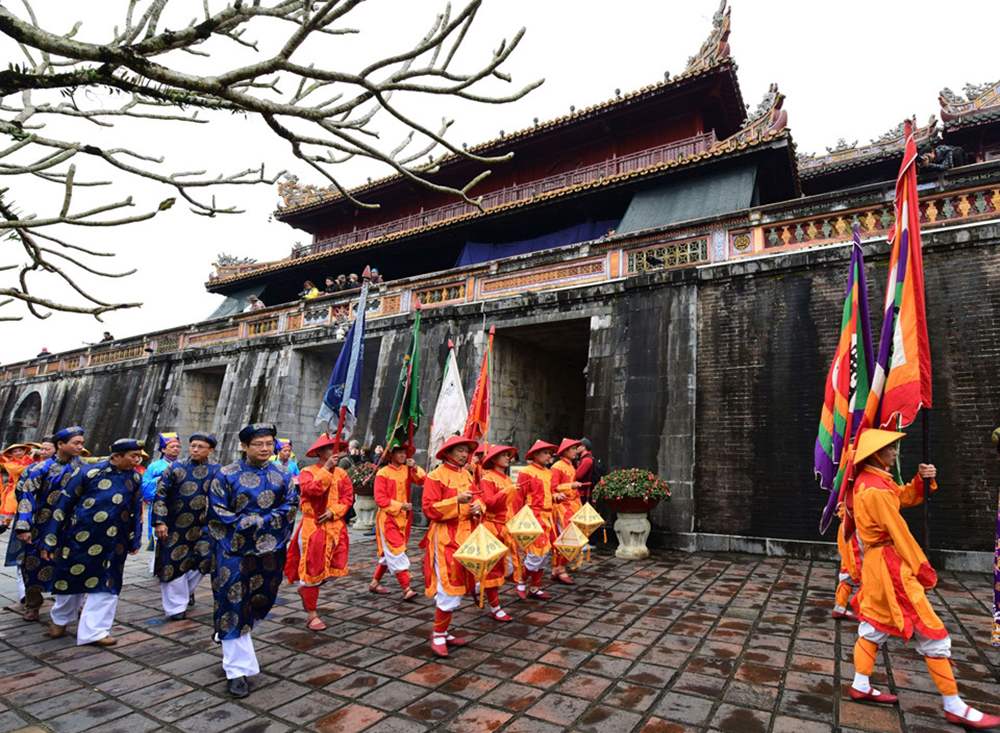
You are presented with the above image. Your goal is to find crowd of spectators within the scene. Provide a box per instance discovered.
[300,267,384,300]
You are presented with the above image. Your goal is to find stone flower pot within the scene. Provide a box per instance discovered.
[605,497,660,560]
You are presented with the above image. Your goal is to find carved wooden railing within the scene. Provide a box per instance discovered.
[5,174,1000,383]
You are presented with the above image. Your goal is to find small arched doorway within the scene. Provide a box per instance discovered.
[10,391,42,444]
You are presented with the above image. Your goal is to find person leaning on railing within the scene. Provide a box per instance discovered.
[299,281,320,300]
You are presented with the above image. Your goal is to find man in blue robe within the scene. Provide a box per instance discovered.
[39,439,144,645]
[208,423,298,698]
[141,432,180,549]
[153,432,218,620]
[13,426,86,621]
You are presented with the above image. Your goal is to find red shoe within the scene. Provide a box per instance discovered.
[446,635,469,647]
[528,589,551,601]
[306,616,327,631]
[516,587,527,600]
[848,687,898,705]
[552,573,574,585]
[401,588,418,602]
[832,608,857,621]
[430,635,449,658]
[491,609,513,623]
[945,706,1000,729]
[369,583,390,595]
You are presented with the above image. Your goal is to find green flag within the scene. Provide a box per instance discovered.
[384,308,422,454]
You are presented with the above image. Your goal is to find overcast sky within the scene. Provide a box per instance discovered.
[3,0,999,362]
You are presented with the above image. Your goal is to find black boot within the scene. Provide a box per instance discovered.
[166,612,186,621]
[227,676,249,698]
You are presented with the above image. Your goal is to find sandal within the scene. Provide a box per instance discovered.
[368,583,390,595]
[401,588,418,602]
[307,616,327,631]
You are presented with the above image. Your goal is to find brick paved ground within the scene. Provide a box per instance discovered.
[0,529,996,732]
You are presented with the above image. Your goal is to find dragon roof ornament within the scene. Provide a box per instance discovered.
[798,116,938,176]
[684,0,732,75]
[939,79,1000,127]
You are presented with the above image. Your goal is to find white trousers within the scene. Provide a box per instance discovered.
[51,592,119,645]
[858,620,952,657]
[221,631,260,679]
[160,570,203,615]
[15,568,25,601]
[432,553,462,612]
[524,552,548,572]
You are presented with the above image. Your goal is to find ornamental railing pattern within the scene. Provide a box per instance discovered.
[627,237,709,274]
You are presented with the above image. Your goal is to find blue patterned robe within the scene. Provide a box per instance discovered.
[152,458,218,581]
[13,457,82,594]
[5,462,46,568]
[40,460,143,595]
[208,459,298,640]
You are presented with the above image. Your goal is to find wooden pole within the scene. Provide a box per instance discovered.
[922,409,931,550]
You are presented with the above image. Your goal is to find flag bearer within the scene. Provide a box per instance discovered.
[846,429,1000,730]
[833,502,861,621]
[421,435,482,658]
[479,444,521,622]
[371,444,424,600]
[209,423,299,698]
[517,440,561,601]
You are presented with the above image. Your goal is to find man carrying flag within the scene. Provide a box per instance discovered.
[317,270,371,440]
[815,225,874,620]
[427,339,468,467]
[463,326,494,446]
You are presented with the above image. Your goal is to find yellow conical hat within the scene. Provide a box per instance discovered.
[853,429,906,465]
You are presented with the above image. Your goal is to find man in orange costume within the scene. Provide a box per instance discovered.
[421,435,482,658]
[479,444,520,622]
[284,434,354,631]
[0,443,38,520]
[550,438,586,585]
[517,440,574,601]
[370,444,424,600]
[847,429,1000,730]
[833,502,861,620]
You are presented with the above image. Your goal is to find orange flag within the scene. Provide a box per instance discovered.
[463,326,494,443]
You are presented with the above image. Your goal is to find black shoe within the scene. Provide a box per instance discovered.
[167,612,187,621]
[188,594,195,607]
[227,676,249,698]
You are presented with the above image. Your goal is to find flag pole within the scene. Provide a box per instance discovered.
[922,409,931,550]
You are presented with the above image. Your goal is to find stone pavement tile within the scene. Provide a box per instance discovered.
[324,670,389,697]
[0,666,62,695]
[264,650,327,678]
[227,720,293,733]
[506,639,553,661]
[367,654,426,679]
[771,714,833,733]
[175,702,258,733]
[146,690,223,723]
[556,672,613,700]
[76,659,144,685]
[44,699,131,733]
[474,655,530,678]
[22,687,104,720]
[672,671,726,699]
[512,662,566,689]
[270,692,342,727]
[574,703,644,733]
[838,699,902,733]
[7,676,80,705]
[580,654,632,679]
[721,680,779,710]
[788,654,835,676]
[604,681,660,712]
[601,640,648,660]
[118,677,194,707]
[784,671,835,695]
[777,689,835,721]
[244,679,311,711]
[743,647,788,668]
[159,651,219,675]
[640,647,691,669]
[734,660,784,687]
[902,712,961,733]
[0,711,26,733]
[480,681,542,712]
[360,680,428,712]
[651,692,715,727]
[437,671,501,700]
[362,715,428,733]
[293,662,354,688]
[896,689,941,719]
[708,703,771,733]
[438,647,491,671]
[401,662,461,689]
[624,661,676,687]
[524,691,591,725]
[503,717,564,733]
[700,640,743,659]
[442,704,511,732]
[637,717,699,733]
[401,691,465,724]
[50,649,120,674]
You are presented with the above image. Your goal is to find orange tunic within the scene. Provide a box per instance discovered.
[284,464,354,585]
[851,465,944,639]
[837,504,862,583]
[0,457,33,516]
[374,463,425,557]
[421,463,483,597]
[480,468,522,588]
[518,464,558,556]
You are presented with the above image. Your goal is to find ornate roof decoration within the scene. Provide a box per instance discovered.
[683,0,731,75]
[939,79,1000,128]
[277,175,332,212]
[721,83,788,147]
[798,116,938,178]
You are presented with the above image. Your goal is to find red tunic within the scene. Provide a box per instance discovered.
[517,464,556,556]
[374,463,425,557]
[421,462,483,597]
[285,465,354,585]
[480,468,522,588]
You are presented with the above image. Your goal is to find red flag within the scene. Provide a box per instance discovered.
[463,326,494,442]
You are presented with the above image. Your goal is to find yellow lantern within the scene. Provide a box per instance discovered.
[553,522,588,564]
[454,524,508,580]
[570,502,604,538]
[506,504,543,550]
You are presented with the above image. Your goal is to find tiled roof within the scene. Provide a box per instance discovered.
[940,80,1000,130]
[798,117,938,179]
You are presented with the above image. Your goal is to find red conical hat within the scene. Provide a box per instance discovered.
[435,435,479,461]
[305,433,344,458]
[482,444,518,468]
[556,438,582,456]
[525,440,558,459]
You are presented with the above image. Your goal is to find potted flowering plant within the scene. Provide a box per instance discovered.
[592,468,670,560]
[347,461,377,496]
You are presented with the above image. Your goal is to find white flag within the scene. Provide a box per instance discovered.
[427,343,468,468]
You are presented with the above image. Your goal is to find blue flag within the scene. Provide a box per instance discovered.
[316,280,370,437]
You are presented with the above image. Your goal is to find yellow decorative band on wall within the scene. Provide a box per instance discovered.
[626,236,708,274]
[415,282,466,307]
[479,259,607,296]
[186,327,241,347]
